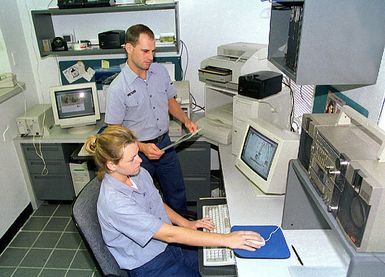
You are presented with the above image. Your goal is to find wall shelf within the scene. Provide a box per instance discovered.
[0,83,25,104]
[31,3,180,57]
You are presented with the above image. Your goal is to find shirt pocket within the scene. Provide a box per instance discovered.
[154,83,169,107]
[123,89,148,122]
[124,88,145,107]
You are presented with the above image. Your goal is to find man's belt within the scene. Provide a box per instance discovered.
[141,132,168,144]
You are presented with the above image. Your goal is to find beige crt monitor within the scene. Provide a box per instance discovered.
[235,118,299,194]
[50,82,100,134]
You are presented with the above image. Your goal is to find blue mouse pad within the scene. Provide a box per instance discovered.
[231,225,290,259]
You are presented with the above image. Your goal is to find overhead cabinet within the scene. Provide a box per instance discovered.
[268,0,385,85]
[31,3,180,57]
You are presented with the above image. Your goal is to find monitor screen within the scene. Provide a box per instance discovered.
[235,118,299,194]
[240,126,278,180]
[50,82,100,134]
[54,87,96,120]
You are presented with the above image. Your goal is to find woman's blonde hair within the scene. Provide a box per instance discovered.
[84,126,137,179]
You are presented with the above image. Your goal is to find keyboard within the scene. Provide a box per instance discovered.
[202,204,236,266]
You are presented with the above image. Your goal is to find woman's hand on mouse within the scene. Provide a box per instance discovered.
[224,231,264,251]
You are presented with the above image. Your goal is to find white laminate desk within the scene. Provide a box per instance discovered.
[218,144,350,277]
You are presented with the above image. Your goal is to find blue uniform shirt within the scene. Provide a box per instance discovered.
[105,62,176,141]
[97,169,171,270]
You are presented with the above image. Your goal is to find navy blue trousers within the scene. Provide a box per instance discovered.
[129,245,200,277]
[139,133,187,211]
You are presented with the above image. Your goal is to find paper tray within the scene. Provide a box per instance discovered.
[231,225,290,259]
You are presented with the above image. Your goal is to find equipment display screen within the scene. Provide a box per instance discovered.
[55,88,95,119]
[241,126,278,180]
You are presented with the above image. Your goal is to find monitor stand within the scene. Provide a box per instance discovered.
[67,125,97,135]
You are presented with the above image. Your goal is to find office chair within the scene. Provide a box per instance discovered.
[72,177,127,277]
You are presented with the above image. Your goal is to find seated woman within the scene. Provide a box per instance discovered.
[84,125,263,277]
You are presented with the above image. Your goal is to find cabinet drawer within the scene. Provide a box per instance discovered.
[22,143,65,160]
[27,160,67,174]
[31,174,74,200]
[184,177,211,202]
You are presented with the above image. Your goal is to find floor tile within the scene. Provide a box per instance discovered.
[65,220,78,232]
[45,249,76,268]
[0,267,16,277]
[44,218,70,231]
[33,204,58,217]
[56,233,82,250]
[93,269,102,277]
[21,217,49,231]
[53,205,72,217]
[66,269,94,277]
[39,268,66,277]
[9,232,39,248]
[0,200,109,276]
[33,232,62,249]
[79,241,87,250]
[0,248,28,266]
[12,267,40,277]
[70,250,95,270]
[19,249,51,267]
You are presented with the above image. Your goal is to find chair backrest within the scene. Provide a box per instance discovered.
[72,177,127,277]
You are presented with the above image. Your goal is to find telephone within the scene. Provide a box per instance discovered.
[0,73,17,88]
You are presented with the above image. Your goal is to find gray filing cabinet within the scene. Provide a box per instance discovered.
[176,141,211,203]
[21,143,78,201]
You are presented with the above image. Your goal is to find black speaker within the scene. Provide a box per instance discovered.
[51,37,68,51]
[238,71,283,99]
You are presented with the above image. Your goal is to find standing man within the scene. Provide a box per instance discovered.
[105,24,198,212]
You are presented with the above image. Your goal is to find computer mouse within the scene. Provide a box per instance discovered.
[247,237,265,247]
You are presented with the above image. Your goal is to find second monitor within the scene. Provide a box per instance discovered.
[235,118,299,194]
[50,82,100,134]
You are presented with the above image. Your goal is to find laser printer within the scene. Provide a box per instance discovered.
[198,42,279,91]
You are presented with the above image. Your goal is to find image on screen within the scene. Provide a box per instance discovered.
[55,88,95,119]
[241,126,278,180]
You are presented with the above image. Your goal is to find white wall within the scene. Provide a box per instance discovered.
[178,0,272,105]
[0,29,12,73]
[0,0,39,237]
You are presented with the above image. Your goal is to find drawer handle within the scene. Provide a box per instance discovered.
[30,161,62,166]
[33,175,64,180]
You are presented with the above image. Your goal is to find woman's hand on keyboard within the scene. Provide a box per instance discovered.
[225,231,264,251]
[186,217,215,231]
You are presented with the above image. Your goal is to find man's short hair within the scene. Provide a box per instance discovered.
[125,24,155,45]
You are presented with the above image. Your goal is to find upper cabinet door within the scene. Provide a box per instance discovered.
[268,0,385,85]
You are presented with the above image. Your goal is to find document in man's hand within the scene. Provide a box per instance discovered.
[161,129,201,151]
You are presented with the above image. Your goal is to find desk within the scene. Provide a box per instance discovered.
[13,124,102,209]
[218,144,350,277]
[14,121,211,210]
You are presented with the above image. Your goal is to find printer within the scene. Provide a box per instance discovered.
[198,42,278,91]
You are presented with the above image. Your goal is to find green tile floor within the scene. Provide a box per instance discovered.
[0,204,101,277]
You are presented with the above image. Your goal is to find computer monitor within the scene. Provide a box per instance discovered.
[50,82,100,134]
[235,118,299,194]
